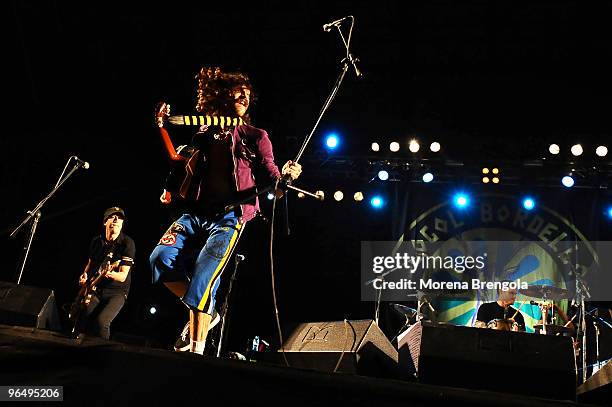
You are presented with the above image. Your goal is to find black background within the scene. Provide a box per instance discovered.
[2,0,611,351]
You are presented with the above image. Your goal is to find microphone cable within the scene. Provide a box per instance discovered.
[270,178,290,367]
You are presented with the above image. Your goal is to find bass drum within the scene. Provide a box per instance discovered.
[486,318,520,331]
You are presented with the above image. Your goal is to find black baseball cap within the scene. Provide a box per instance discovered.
[103,207,126,222]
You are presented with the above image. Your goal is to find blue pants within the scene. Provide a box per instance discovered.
[149,211,243,312]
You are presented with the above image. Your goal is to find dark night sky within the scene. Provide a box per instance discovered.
[2,0,610,349]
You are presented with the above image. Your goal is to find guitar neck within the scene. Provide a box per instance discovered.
[89,255,118,287]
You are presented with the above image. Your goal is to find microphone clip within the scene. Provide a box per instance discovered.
[278,174,293,190]
[342,53,363,78]
[322,17,348,32]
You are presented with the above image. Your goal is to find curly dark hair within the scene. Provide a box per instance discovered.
[195,66,255,124]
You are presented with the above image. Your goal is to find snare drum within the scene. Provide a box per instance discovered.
[486,318,520,331]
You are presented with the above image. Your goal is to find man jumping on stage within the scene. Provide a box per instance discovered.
[150,66,302,355]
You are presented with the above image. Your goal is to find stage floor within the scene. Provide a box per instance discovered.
[0,325,592,406]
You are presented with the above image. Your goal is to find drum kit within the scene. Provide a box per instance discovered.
[398,284,576,334]
[485,284,575,335]
[391,282,611,383]
[468,285,575,334]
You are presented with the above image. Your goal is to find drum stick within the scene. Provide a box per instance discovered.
[563,313,577,328]
[511,300,527,320]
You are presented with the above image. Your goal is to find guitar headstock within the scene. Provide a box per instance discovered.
[155,102,171,128]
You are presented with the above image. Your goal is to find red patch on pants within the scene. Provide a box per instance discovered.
[159,232,177,246]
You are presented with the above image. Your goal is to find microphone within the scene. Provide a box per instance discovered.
[347,53,363,78]
[322,16,348,32]
[72,156,90,169]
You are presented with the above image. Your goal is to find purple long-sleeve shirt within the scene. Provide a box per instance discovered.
[231,124,281,222]
[168,123,281,223]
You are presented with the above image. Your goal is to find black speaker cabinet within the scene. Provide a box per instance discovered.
[272,319,398,378]
[0,281,61,331]
[398,321,576,401]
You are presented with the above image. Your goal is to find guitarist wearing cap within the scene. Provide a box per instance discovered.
[74,207,135,340]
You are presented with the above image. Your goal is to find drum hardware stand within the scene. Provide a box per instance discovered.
[571,262,591,383]
[538,292,551,336]
[10,156,88,284]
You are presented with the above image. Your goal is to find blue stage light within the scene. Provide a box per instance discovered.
[453,193,470,209]
[267,192,275,200]
[370,195,384,209]
[422,172,434,183]
[607,206,612,219]
[522,197,536,211]
[325,133,339,150]
[562,175,574,188]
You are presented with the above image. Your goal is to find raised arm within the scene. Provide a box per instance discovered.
[156,102,186,162]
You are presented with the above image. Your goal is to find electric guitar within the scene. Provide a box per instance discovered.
[154,102,239,204]
[67,252,120,335]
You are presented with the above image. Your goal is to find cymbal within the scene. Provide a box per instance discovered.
[533,324,574,335]
[520,285,571,300]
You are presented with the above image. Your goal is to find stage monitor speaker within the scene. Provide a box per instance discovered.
[0,281,61,331]
[398,321,576,401]
[577,359,612,405]
[276,319,398,378]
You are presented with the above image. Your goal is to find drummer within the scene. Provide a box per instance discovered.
[475,283,526,331]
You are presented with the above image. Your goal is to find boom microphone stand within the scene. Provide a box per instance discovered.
[224,16,363,210]
[10,156,89,284]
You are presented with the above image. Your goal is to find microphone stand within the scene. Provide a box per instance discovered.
[416,291,435,322]
[390,304,417,343]
[10,156,86,284]
[593,318,600,373]
[216,253,245,358]
[374,275,384,325]
[586,308,611,374]
[223,16,363,216]
[222,180,321,216]
[365,266,399,326]
[294,15,361,164]
[283,193,290,236]
[586,308,612,329]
